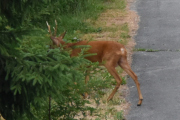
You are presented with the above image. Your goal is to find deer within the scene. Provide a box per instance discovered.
[46,20,143,106]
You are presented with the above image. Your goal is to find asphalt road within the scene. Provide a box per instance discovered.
[127,0,180,120]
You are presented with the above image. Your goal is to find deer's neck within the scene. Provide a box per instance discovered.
[59,40,66,45]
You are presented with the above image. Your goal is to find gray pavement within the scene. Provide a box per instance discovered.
[127,0,180,120]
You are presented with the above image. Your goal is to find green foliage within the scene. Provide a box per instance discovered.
[1,40,94,119]
[0,0,107,36]
[114,111,124,120]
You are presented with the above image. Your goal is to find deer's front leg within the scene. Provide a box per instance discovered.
[83,71,90,99]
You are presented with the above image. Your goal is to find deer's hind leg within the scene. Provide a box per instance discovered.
[118,57,143,106]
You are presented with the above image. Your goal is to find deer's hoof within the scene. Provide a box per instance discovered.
[137,99,143,106]
[137,103,141,106]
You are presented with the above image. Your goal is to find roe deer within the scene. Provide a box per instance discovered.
[46,20,143,106]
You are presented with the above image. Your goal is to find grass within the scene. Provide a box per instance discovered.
[134,48,159,52]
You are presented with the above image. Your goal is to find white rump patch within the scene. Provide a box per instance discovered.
[116,48,125,55]
[120,48,125,54]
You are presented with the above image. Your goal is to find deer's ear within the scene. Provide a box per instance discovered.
[59,31,66,39]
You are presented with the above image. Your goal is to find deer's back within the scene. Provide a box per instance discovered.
[70,41,126,63]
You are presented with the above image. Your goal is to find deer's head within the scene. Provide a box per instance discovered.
[46,20,66,47]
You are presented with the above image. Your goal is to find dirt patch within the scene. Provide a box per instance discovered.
[126,0,139,63]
